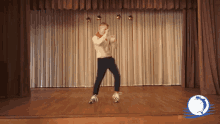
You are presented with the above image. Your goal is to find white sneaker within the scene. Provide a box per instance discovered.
[112,92,122,103]
[89,94,98,104]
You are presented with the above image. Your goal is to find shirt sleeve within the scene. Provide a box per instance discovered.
[92,34,107,45]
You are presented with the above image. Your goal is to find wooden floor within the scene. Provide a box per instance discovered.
[0,86,220,124]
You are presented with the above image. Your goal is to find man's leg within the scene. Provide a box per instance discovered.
[93,58,107,95]
[108,58,120,92]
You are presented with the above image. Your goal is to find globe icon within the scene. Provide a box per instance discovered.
[187,95,210,115]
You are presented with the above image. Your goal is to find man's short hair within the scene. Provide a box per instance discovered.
[99,22,109,29]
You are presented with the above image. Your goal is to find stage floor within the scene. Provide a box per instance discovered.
[0,86,219,123]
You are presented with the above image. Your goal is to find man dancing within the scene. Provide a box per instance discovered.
[89,22,122,104]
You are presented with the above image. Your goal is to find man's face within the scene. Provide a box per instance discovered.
[98,25,108,35]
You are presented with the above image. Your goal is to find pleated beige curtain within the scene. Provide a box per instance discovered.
[30,9,183,88]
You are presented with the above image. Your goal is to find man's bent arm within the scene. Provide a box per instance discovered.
[92,33,107,45]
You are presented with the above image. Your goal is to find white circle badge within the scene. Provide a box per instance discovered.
[187,95,210,116]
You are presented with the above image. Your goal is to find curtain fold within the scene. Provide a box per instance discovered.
[197,0,220,95]
[182,0,220,95]
[186,9,196,88]
[182,7,203,89]
[30,0,197,10]
[214,0,220,91]
[181,9,186,88]
[1,0,31,98]
[30,9,183,88]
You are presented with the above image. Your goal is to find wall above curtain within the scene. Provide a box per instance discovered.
[30,0,197,10]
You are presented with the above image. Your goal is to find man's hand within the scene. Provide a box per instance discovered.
[109,35,116,43]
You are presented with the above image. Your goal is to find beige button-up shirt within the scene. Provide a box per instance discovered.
[92,32,117,58]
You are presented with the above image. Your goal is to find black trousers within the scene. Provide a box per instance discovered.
[93,57,121,95]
